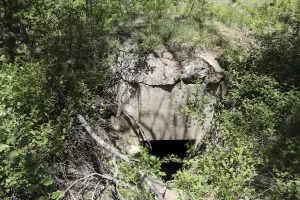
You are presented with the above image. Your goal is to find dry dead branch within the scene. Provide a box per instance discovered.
[91,181,100,200]
[77,114,131,163]
[57,173,114,200]
[112,157,125,200]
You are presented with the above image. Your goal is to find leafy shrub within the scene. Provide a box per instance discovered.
[173,1,300,197]
[0,61,64,198]
[118,148,165,199]
[174,45,300,199]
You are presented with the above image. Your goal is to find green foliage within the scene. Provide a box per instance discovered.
[0,61,63,196]
[210,0,300,85]
[173,1,300,199]
[50,191,62,199]
[163,154,182,164]
[177,81,212,126]
[0,0,120,198]
[138,0,173,16]
[115,0,221,53]
[174,50,300,199]
[174,44,300,199]
[2,0,300,199]
[186,0,208,28]
[118,148,164,199]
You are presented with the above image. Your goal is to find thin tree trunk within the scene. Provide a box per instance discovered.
[86,0,92,21]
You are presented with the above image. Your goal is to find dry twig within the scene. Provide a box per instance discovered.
[57,173,113,200]
[112,157,125,200]
[91,181,100,200]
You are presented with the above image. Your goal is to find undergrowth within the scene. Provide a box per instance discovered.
[173,0,300,199]
[2,0,300,199]
[114,0,222,53]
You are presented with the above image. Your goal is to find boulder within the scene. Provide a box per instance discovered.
[113,51,180,85]
[181,58,212,81]
[124,145,140,156]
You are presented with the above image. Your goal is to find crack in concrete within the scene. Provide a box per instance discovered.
[121,77,197,93]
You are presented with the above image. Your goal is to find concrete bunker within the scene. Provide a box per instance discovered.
[111,44,225,180]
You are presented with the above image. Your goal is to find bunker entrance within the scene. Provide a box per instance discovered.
[147,140,195,181]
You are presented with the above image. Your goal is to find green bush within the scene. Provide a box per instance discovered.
[173,1,300,197]
[174,46,300,199]
[0,61,64,198]
[118,148,165,199]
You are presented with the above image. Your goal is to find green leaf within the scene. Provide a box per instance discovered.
[24,152,35,166]
[14,123,27,133]
[51,191,62,199]
[0,55,6,62]
[6,136,16,145]
[42,176,54,186]
[150,156,156,162]
[0,144,10,152]
[159,172,166,177]
[8,150,19,163]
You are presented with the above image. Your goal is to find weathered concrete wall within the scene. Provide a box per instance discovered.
[117,81,215,141]
[111,44,223,141]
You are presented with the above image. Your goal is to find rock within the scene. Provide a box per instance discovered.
[164,188,179,200]
[119,43,135,53]
[138,53,179,85]
[161,58,180,71]
[165,41,192,53]
[110,116,120,131]
[162,52,174,60]
[124,145,140,156]
[152,180,167,196]
[152,180,179,200]
[194,49,223,73]
[181,58,211,81]
[181,48,223,82]
[113,51,180,85]
[153,45,169,58]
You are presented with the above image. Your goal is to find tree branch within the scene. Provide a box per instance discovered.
[113,157,125,200]
[77,114,131,163]
[91,181,100,200]
[57,173,113,200]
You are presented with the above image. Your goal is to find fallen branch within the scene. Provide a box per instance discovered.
[57,173,113,200]
[91,181,100,200]
[113,157,125,200]
[122,109,151,147]
[99,180,109,198]
[77,114,163,200]
[77,178,88,199]
[77,114,131,163]
[70,191,76,200]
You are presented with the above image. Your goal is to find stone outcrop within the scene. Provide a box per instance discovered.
[152,180,179,200]
[111,44,225,144]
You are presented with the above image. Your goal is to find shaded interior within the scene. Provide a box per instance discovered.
[147,140,195,181]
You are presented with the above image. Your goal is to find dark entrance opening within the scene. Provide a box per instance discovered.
[147,140,195,181]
